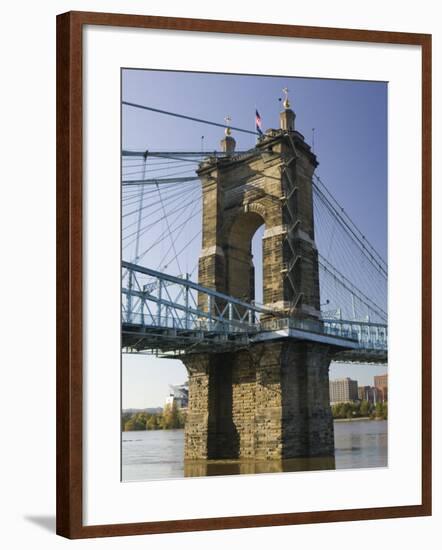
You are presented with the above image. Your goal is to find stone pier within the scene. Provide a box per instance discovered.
[183,342,334,461]
[184,97,335,462]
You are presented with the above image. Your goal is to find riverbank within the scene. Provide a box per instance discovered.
[331,400,387,421]
[334,416,374,422]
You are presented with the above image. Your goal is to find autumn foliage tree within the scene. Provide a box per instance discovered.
[122,404,186,431]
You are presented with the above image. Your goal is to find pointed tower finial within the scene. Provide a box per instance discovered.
[282,87,290,109]
[280,88,295,132]
[221,115,235,154]
[224,115,232,136]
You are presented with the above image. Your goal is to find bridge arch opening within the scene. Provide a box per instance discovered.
[251,225,265,305]
[227,210,265,305]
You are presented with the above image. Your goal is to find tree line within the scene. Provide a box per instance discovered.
[331,400,388,420]
[122,403,186,431]
[122,400,387,431]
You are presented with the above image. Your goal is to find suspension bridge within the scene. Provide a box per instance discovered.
[121,91,387,461]
[121,119,387,365]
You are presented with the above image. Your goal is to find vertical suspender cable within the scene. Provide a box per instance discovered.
[127,155,148,322]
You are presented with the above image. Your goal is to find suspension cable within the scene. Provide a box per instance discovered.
[122,101,259,136]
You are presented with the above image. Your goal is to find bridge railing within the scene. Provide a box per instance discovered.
[122,311,256,333]
[323,320,388,350]
[259,317,387,350]
[122,261,270,334]
[260,316,355,338]
[122,262,387,352]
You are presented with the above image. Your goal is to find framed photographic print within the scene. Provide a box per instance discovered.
[56,11,432,538]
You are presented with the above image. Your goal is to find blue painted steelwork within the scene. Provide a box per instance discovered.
[122,262,387,363]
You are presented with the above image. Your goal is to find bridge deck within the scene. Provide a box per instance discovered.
[122,263,387,365]
[122,321,387,364]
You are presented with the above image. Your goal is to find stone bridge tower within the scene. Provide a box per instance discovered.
[183,96,335,465]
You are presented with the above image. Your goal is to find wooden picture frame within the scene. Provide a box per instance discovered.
[56,11,432,539]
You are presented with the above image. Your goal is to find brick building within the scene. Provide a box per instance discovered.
[374,373,388,402]
[329,377,358,404]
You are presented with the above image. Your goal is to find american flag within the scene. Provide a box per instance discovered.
[255,109,263,135]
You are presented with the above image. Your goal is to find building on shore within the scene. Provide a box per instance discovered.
[358,385,374,403]
[329,377,359,404]
[357,385,382,404]
[165,382,189,409]
[374,374,388,402]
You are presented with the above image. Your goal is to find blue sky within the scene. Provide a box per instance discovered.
[122,68,388,408]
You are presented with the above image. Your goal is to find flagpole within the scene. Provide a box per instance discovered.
[255,105,258,145]
[255,106,263,144]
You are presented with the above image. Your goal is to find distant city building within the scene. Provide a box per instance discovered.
[329,377,359,404]
[357,385,382,404]
[374,374,388,402]
[358,385,373,402]
[166,382,189,409]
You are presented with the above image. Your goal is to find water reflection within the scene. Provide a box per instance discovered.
[122,420,387,482]
[184,456,336,477]
[334,419,388,469]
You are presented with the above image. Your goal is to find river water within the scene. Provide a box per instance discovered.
[122,419,387,482]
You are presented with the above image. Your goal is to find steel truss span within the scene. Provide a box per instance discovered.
[122,262,387,364]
